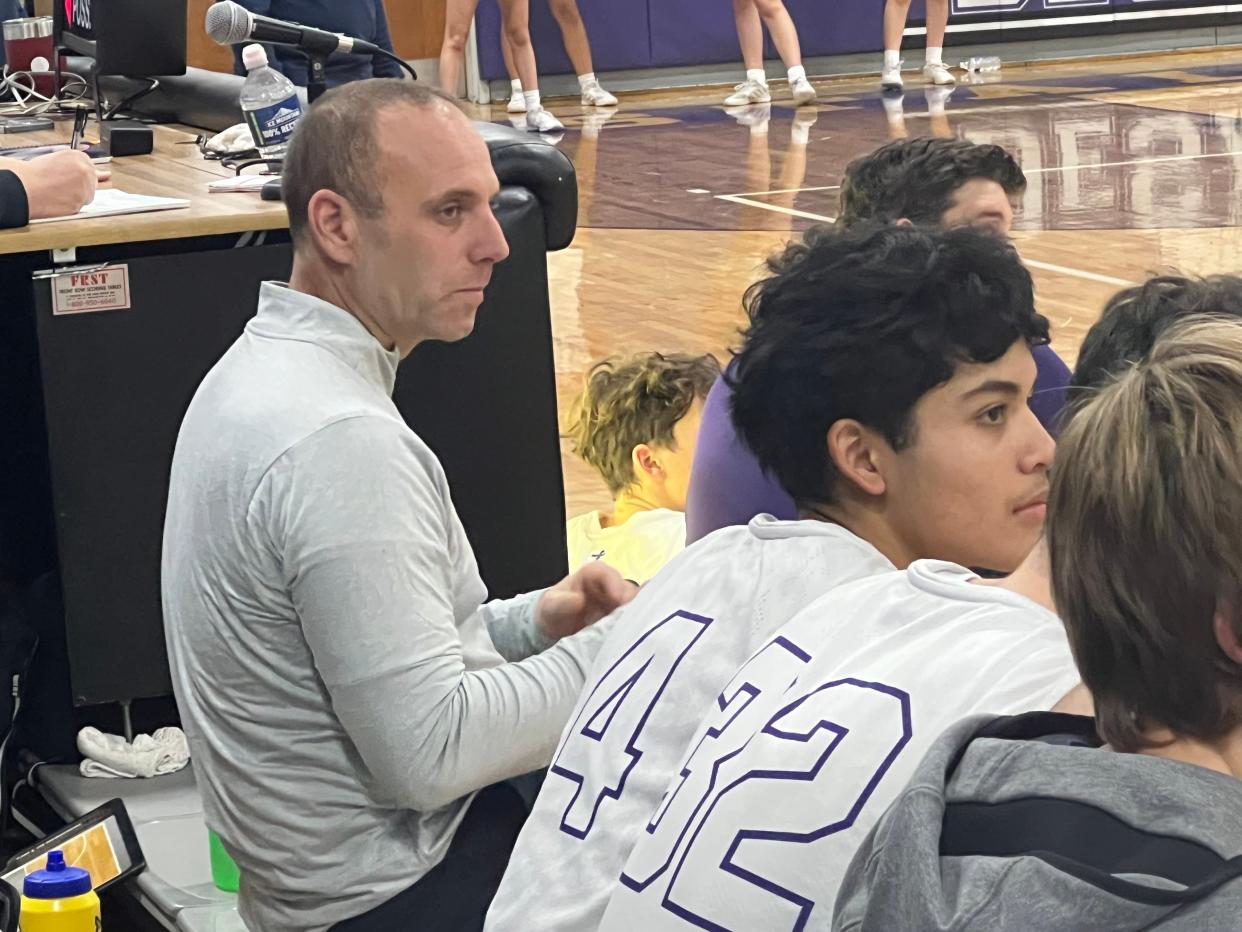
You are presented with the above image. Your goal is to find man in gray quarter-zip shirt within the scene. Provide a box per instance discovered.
[835,316,1242,931]
[161,81,633,932]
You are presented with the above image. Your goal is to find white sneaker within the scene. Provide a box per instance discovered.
[881,89,905,121]
[923,61,956,85]
[580,83,618,107]
[726,102,771,125]
[880,61,904,90]
[507,94,527,114]
[924,84,956,110]
[792,108,819,131]
[580,110,616,139]
[725,103,771,134]
[790,76,817,105]
[525,107,564,133]
[723,78,771,106]
[790,107,818,144]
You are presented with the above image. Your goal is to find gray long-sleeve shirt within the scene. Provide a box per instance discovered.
[162,282,609,931]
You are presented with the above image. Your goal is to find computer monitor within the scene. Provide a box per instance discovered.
[55,0,187,77]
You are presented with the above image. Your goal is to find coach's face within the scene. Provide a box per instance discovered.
[357,102,509,356]
[875,339,1053,573]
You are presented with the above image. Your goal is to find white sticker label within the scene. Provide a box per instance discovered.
[52,265,131,315]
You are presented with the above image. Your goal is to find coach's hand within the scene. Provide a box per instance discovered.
[536,562,637,641]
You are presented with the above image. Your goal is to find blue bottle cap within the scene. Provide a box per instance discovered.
[23,850,92,899]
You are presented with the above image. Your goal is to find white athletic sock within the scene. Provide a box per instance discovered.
[925,46,944,65]
[746,68,767,85]
[883,49,901,70]
[510,78,522,95]
[578,72,597,90]
[787,64,806,84]
[791,122,810,145]
[524,89,542,111]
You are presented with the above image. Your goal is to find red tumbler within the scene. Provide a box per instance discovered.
[3,17,56,99]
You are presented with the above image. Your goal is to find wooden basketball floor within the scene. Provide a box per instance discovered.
[474,47,1242,516]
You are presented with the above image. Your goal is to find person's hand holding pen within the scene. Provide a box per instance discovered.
[69,108,112,184]
[69,106,86,151]
[1,150,101,219]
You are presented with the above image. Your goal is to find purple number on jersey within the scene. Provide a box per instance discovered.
[621,635,813,891]
[632,679,913,931]
[550,610,713,839]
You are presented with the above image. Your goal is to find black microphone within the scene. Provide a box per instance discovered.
[205,0,379,57]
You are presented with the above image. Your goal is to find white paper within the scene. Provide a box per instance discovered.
[207,174,274,193]
[31,188,190,224]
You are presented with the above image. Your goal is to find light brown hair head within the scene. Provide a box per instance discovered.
[565,352,720,495]
[1048,316,1242,751]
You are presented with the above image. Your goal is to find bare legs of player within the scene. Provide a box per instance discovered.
[880,0,954,89]
[502,0,618,110]
[881,86,954,140]
[749,0,805,72]
[735,0,763,72]
[724,0,816,107]
[440,0,564,131]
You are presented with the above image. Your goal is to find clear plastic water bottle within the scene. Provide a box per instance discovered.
[960,55,1002,73]
[239,43,302,159]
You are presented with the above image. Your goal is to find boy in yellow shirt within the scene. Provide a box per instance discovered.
[565,352,719,583]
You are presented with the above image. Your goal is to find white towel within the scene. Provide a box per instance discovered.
[77,726,190,779]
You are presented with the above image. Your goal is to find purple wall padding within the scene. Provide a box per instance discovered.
[784,0,888,57]
[478,0,1235,80]
[478,0,653,80]
[648,0,886,68]
[646,0,748,68]
[476,1,506,80]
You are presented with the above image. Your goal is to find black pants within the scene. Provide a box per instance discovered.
[329,782,530,932]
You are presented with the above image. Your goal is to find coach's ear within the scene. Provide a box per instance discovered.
[894,217,914,228]
[826,419,887,498]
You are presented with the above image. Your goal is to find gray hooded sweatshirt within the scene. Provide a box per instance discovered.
[833,712,1242,931]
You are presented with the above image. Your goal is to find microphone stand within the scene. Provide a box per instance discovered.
[302,49,415,103]
[305,51,329,105]
[260,49,326,202]
[259,46,412,203]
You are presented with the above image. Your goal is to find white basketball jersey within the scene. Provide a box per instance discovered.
[484,516,894,932]
[600,560,1080,932]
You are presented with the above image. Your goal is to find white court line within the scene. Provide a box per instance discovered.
[715,194,841,223]
[1023,258,1135,287]
[1025,150,1242,174]
[893,98,1110,118]
[726,184,842,198]
[712,194,1137,287]
[893,99,1105,118]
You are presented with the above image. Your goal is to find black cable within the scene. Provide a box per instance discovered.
[0,879,16,932]
[373,49,418,83]
[102,78,159,121]
[0,635,38,849]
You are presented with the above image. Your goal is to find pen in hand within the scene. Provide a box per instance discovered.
[70,107,87,151]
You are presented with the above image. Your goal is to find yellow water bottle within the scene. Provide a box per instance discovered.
[19,849,101,931]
